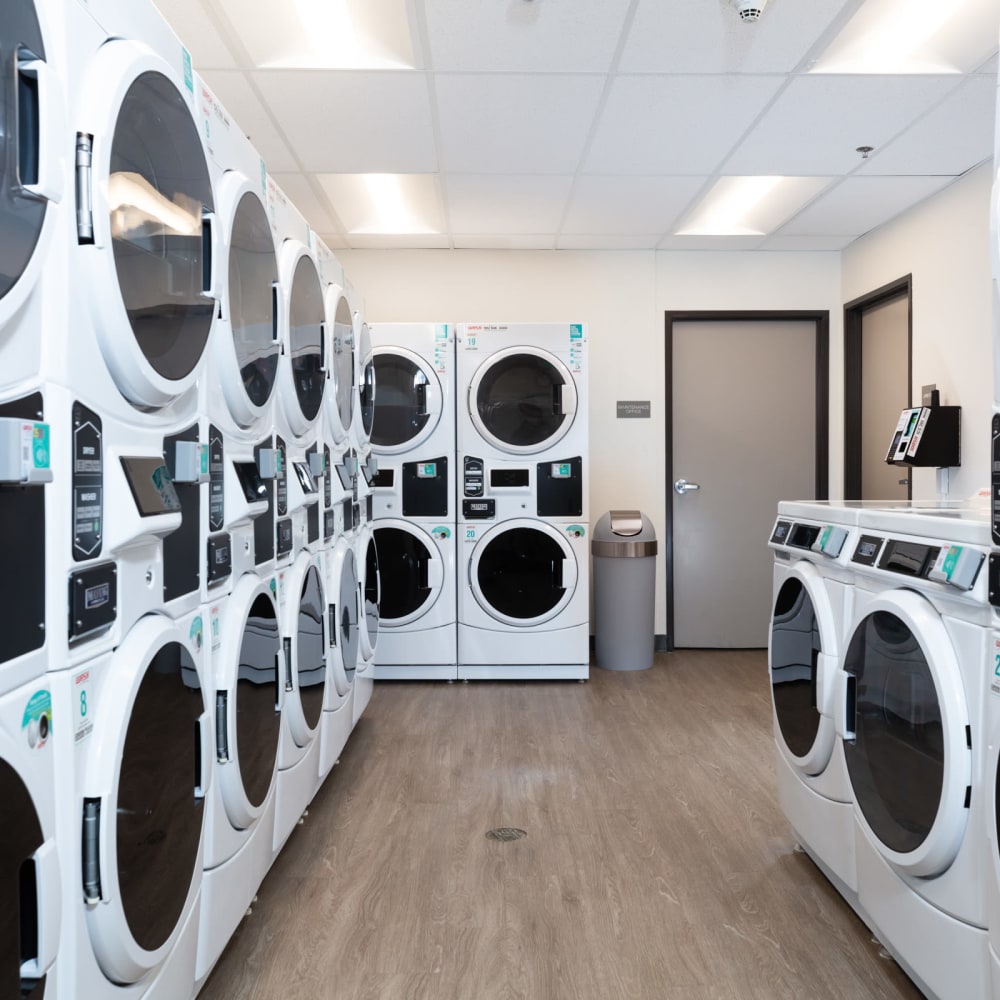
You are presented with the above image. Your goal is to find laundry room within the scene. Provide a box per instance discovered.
[0,1,998,999]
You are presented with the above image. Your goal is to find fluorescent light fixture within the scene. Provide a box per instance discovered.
[676,176,831,237]
[317,173,442,234]
[219,0,415,70]
[811,0,999,74]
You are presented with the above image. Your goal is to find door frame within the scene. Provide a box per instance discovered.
[843,275,913,500]
[664,310,830,650]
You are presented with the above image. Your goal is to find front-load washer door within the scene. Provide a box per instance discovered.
[769,564,839,776]
[82,615,210,984]
[359,530,380,659]
[374,522,444,627]
[329,544,359,695]
[371,347,442,455]
[357,320,375,446]
[842,591,972,878]
[278,249,325,436]
[82,49,216,408]
[217,184,279,428]
[469,519,577,627]
[327,291,355,444]
[468,346,577,455]
[287,560,326,746]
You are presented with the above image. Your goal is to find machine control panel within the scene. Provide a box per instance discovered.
[770,520,792,545]
[464,456,484,497]
[851,535,883,566]
[463,499,495,519]
[206,534,232,585]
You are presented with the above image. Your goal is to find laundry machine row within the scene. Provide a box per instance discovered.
[0,1,376,997]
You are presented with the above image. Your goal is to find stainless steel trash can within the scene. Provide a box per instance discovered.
[591,510,657,671]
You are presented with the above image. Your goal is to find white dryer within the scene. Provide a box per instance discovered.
[0,672,61,999]
[273,551,327,856]
[353,519,379,723]
[837,506,991,1000]
[51,609,211,1000]
[768,501,860,900]
[348,286,375,457]
[195,572,282,989]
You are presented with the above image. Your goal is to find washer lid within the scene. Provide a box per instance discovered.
[374,522,443,626]
[469,346,577,454]
[371,347,442,454]
[470,519,578,626]
[842,591,971,877]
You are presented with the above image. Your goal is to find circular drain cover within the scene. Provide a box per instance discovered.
[486,827,527,842]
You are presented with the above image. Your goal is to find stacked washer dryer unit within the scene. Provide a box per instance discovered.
[0,4,65,995]
[836,505,992,1000]
[265,181,330,856]
[45,1,221,997]
[369,323,457,681]
[767,500,862,903]
[316,252,358,781]
[348,285,379,721]
[455,323,589,680]
[191,75,286,992]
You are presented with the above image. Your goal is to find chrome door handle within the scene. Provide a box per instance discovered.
[673,478,701,495]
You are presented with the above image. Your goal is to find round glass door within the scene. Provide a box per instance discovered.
[361,533,380,655]
[471,520,576,625]
[329,293,355,441]
[226,189,278,416]
[0,759,45,998]
[0,1,49,306]
[237,593,281,807]
[469,347,576,454]
[109,70,214,384]
[357,321,375,443]
[335,546,359,689]
[287,254,325,425]
[295,564,325,732]
[116,639,205,953]
[371,348,440,452]
[842,593,970,875]
[374,524,441,625]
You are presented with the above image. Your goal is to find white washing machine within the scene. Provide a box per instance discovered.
[195,572,282,990]
[836,506,992,1000]
[51,609,211,1000]
[40,0,218,670]
[269,180,326,565]
[196,72,280,593]
[272,550,327,856]
[768,501,861,899]
[0,671,61,999]
[320,523,359,780]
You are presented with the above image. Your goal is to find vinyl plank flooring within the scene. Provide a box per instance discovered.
[199,650,923,1000]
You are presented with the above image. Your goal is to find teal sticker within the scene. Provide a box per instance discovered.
[32,423,50,469]
[568,524,586,539]
[269,577,277,595]
[570,324,583,339]
[190,615,204,652]
[200,444,210,476]
[942,546,961,580]
[182,49,193,93]
[434,526,452,539]
[22,690,52,749]
[435,324,449,339]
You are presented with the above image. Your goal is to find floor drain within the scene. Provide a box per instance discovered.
[486,827,527,843]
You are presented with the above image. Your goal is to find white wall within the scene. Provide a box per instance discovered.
[841,162,994,501]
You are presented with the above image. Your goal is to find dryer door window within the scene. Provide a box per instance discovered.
[331,294,355,437]
[358,322,375,442]
[236,594,282,808]
[375,526,437,623]
[297,565,326,729]
[0,758,46,999]
[0,2,48,302]
[337,548,360,682]
[363,534,380,652]
[109,71,214,381]
[843,610,943,854]
[116,640,205,953]
[472,351,574,452]
[228,190,278,409]
[288,256,325,422]
[770,578,822,758]
[371,350,437,450]
[476,526,568,620]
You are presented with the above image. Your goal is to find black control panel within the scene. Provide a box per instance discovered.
[463,499,495,519]
[852,535,883,566]
[463,456,484,497]
[770,520,792,544]
[878,538,940,578]
[787,523,820,550]
[403,456,448,517]
[206,534,232,586]
[68,562,117,643]
[276,517,293,557]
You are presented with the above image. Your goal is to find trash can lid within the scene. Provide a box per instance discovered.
[592,510,657,556]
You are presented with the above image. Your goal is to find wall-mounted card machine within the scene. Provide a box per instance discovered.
[885,405,960,467]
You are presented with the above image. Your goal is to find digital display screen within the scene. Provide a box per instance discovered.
[234,461,267,503]
[491,468,529,488]
[293,461,318,494]
[120,457,181,516]
[371,469,394,488]
[858,540,878,558]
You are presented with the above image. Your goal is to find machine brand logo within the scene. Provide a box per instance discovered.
[84,584,110,609]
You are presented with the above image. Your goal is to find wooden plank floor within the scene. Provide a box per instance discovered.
[200,650,923,1000]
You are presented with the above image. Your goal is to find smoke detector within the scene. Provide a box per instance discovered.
[730,0,768,21]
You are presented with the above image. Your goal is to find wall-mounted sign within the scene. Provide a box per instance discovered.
[616,400,651,419]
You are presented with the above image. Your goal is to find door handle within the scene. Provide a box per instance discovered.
[673,478,701,495]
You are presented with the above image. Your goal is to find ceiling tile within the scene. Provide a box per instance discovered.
[154,0,240,69]
[584,75,784,175]
[435,74,606,174]
[454,235,557,250]
[858,75,995,175]
[557,234,662,250]
[724,74,961,175]
[445,175,574,234]
[200,70,299,172]
[423,0,632,73]
[562,176,706,235]
[269,173,341,234]
[252,70,437,172]
[759,234,856,251]
[658,235,766,251]
[316,174,444,234]
[620,0,854,74]
[346,233,452,249]
[777,176,955,237]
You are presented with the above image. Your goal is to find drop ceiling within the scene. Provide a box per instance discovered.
[155,0,999,251]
